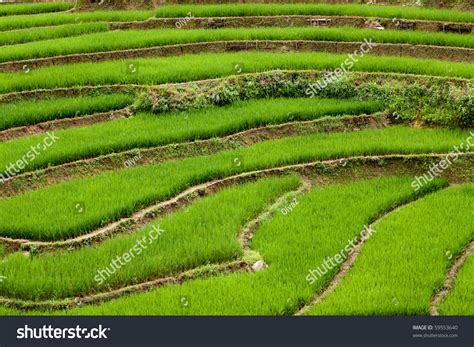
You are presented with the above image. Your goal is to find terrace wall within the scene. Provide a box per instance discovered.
[76,0,473,10]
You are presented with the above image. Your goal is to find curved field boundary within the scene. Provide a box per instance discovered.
[0,171,269,252]
[0,40,471,72]
[430,239,474,315]
[1,153,472,252]
[155,3,474,23]
[111,15,474,33]
[0,177,309,310]
[0,71,467,103]
[301,183,473,315]
[0,114,386,198]
[294,196,424,315]
[0,260,249,311]
[0,107,132,142]
[0,84,143,104]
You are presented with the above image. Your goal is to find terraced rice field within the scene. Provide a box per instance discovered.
[0,1,472,317]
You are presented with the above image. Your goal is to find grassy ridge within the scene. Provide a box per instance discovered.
[0,93,134,130]
[0,22,109,46]
[0,52,471,94]
[0,98,382,173]
[65,177,443,315]
[0,3,72,17]
[0,126,469,241]
[440,254,474,315]
[307,184,473,315]
[0,175,299,301]
[0,10,154,32]
[156,4,474,23]
[2,26,473,62]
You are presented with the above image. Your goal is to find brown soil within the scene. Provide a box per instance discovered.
[294,193,440,316]
[1,152,473,253]
[0,108,132,142]
[0,71,467,103]
[0,40,470,73]
[111,15,473,33]
[0,114,386,198]
[0,260,249,311]
[429,239,474,315]
[0,84,144,104]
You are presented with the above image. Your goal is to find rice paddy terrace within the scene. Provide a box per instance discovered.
[0,1,472,316]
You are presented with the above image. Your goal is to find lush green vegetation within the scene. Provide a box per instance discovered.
[0,10,153,32]
[0,175,299,301]
[64,177,444,315]
[0,126,469,241]
[439,254,474,315]
[2,26,472,62]
[156,4,474,23]
[306,184,473,315]
[0,2,471,317]
[0,22,109,46]
[0,52,471,94]
[0,3,72,17]
[0,98,382,173]
[0,93,133,130]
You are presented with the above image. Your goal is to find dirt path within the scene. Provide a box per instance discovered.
[0,260,249,311]
[0,108,132,142]
[0,114,385,198]
[294,192,443,316]
[1,152,472,252]
[430,239,474,315]
[0,40,471,73]
[0,178,309,311]
[110,15,473,33]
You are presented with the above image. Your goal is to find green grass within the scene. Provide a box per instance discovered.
[0,93,134,130]
[0,10,154,31]
[0,175,299,301]
[0,22,109,46]
[306,184,473,315]
[0,3,72,17]
[2,26,472,62]
[156,4,474,23]
[0,98,382,173]
[0,52,471,94]
[439,254,474,315]
[0,126,469,241]
[63,177,444,315]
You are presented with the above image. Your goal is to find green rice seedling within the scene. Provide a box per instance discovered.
[0,3,72,17]
[439,255,474,315]
[0,175,299,301]
[1,26,472,62]
[0,93,134,130]
[0,98,382,173]
[0,126,469,241]
[0,52,471,94]
[0,22,109,46]
[64,177,445,315]
[156,4,474,23]
[0,11,154,31]
[306,184,473,315]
